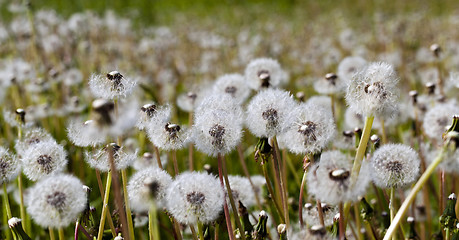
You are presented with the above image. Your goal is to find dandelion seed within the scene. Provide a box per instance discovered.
[166,172,224,225]
[21,140,67,181]
[245,58,283,90]
[307,150,370,205]
[213,73,251,104]
[370,144,420,189]
[345,61,399,118]
[85,143,136,172]
[128,167,173,212]
[26,174,87,228]
[246,88,297,138]
[0,147,20,184]
[89,71,137,99]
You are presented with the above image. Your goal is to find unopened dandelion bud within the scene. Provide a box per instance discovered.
[252,210,268,240]
[296,91,305,102]
[239,201,253,238]
[370,134,380,150]
[92,99,114,125]
[425,82,436,95]
[360,197,374,221]
[277,224,287,240]
[8,218,31,240]
[254,138,272,163]
[15,108,26,124]
[440,193,458,231]
[409,90,418,105]
[430,43,442,58]
[381,211,390,229]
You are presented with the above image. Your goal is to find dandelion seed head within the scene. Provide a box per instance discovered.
[245,58,283,90]
[303,202,338,227]
[85,144,136,172]
[337,56,367,83]
[370,144,420,188]
[0,147,20,184]
[246,88,296,138]
[213,73,251,104]
[133,152,168,170]
[21,140,67,181]
[225,175,257,210]
[346,62,399,118]
[423,103,459,143]
[89,71,137,99]
[27,174,86,228]
[15,128,54,155]
[128,167,172,212]
[166,172,224,225]
[313,73,346,95]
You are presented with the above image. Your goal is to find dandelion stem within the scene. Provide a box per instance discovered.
[148,202,160,240]
[189,225,199,240]
[221,155,246,240]
[272,136,289,227]
[298,171,307,228]
[2,184,12,220]
[440,170,445,213]
[153,146,163,169]
[317,199,326,226]
[95,170,116,237]
[188,112,194,171]
[122,169,135,240]
[339,203,345,240]
[16,124,28,233]
[172,150,179,176]
[262,162,286,223]
[197,222,205,240]
[49,228,55,240]
[237,144,262,210]
[383,141,449,240]
[380,118,387,144]
[217,153,236,240]
[354,204,363,240]
[97,171,112,240]
[389,188,395,240]
[58,228,65,240]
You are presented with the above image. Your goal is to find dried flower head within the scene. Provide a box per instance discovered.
[303,202,338,227]
[26,174,86,228]
[345,62,399,117]
[166,172,224,225]
[0,147,20,184]
[370,144,420,189]
[21,140,67,181]
[245,58,283,90]
[89,71,137,99]
[213,73,251,104]
[128,167,173,212]
[246,88,297,138]
[423,103,459,143]
[337,56,367,83]
[278,102,336,154]
[85,143,136,172]
[307,150,369,205]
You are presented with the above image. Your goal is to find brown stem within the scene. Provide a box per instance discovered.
[107,147,129,240]
[217,153,236,240]
[298,171,307,228]
[154,145,163,169]
[317,200,325,226]
[339,203,345,240]
[237,144,262,209]
[271,137,288,226]
[172,150,179,176]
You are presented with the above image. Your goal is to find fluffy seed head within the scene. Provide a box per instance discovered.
[303,202,338,227]
[337,56,367,83]
[423,103,459,143]
[128,167,173,212]
[26,174,87,228]
[15,128,54,156]
[307,150,369,205]
[89,71,137,99]
[313,73,346,95]
[0,147,20,184]
[345,61,399,118]
[370,144,420,188]
[85,144,136,172]
[67,119,106,147]
[277,102,336,154]
[166,172,224,225]
[245,58,283,90]
[213,73,251,104]
[246,88,297,138]
[21,140,67,181]
[225,175,257,210]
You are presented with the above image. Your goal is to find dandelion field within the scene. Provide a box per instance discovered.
[1,0,459,239]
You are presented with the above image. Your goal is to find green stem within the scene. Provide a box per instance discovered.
[49,228,55,240]
[390,188,395,240]
[58,228,64,240]
[383,142,449,240]
[197,222,204,240]
[122,169,135,240]
[446,228,450,240]
[261,163,286,223]
[148,202,160,240]
[97,171,112,240]
[189,225,199,240]
[17,125,28,234]
[221,155,246,240]
[380,118,387,144]
[272,136,289,228]
[3,184,12,220]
